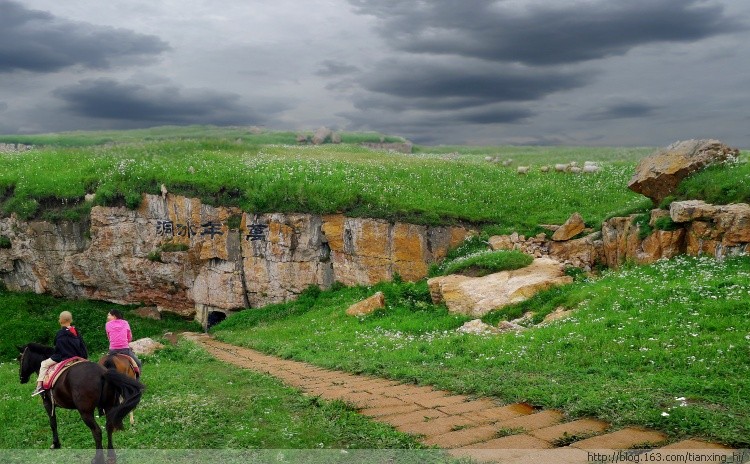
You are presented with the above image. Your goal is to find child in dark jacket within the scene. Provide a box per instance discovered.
[32,311,88,396]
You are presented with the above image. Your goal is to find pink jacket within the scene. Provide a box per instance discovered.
[106,319,132,350]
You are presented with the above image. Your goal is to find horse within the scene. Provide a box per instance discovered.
[19,343,144,464]
[98,353,140,425]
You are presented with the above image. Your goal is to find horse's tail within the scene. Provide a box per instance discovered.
[103,369,144,431]
[102,355,117,371]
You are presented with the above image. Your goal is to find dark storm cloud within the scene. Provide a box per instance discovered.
[315,60,360,77]
[0,0,169,73]
[450,105,534,124]
[360,58,591,103]
[52,78,263,126]
[578,102,661,121]
[348,0,742,65]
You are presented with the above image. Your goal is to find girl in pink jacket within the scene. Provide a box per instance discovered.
[106,309,142,376]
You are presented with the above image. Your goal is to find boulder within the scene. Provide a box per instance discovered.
[548,232,601,267]
[497,320,526,332]
[551,213,585,241]
[670,200,719,223]
[129,337,165,355]
[132,306,161,320]
[427,258,573,317]
[457,319,500,335]
[488,235,514,251]
[312,127,332,145]
[628,140,739,204]
[345,291,385,316]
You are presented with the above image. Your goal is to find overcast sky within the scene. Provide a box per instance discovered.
[1,0,749,147]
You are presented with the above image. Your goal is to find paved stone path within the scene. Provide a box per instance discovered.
[187,334,734,463]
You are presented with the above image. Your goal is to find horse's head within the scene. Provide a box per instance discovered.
[18,345,32,384]
[18,343,52,384]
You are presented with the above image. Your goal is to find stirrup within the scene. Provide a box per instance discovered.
[31,386,46,397]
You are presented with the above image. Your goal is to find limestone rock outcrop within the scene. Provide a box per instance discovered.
[627,139,739,204]
[427,258,573,317]
[551,213,585,241]
[312,127,332,145]
[457,319,500,335]
[0,193,473,324]
[129,338,165,355]
[345,292,385,317]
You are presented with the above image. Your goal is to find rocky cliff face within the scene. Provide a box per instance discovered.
[488,200,750,271]
[0,194,473,324]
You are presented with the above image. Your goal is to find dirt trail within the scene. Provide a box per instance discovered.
[187,334,733,463]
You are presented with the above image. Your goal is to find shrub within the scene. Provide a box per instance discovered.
[226,215,243,230]
[147,250,162,262]
[633,212,652,240]
[160,242,190,252]
[1,196,38,220]
[658,195,676,210]
[654,216,680,231]
[0,235,10,249]
[439,250,533,277]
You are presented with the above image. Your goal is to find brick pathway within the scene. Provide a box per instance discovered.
[187,334,734,463]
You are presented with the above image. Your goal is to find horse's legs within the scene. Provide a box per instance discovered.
[105,420,117,464]
[42,395,61,449]
[79,410,104,464]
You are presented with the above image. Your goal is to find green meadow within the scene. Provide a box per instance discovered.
[0,340,424,451]
[1,126,749,450]
[213,255,750,447]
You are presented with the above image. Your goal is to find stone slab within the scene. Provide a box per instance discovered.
[422,425,499,448]
[529,418,610,444]
[495,410,564,431]
[396,415,479,438]
[571,428,668,450]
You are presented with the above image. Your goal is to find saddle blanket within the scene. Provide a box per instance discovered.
[42,357,87,390]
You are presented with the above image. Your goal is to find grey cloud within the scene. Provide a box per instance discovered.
[450,106,534,125]
[360,58,591,102]
[349,0,742,65]
[315,60,360,77]
[0,0,169,73]
[0,102,7,112]
[578,102,661,121]
[52,78,263,126]
[335,50,590,139]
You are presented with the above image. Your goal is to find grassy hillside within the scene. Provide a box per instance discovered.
[0,125,406,148]
[0,138,654,233]
[213,255,750,447]
[2,126,748,233]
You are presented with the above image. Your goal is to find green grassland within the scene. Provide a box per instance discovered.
[213,255,750,447]
[0,139,653,234]
[0,125,407,148]
[2,126,750,451]
[0,340,424,451]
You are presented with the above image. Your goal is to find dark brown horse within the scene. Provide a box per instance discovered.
[19,343,144,464]
[98,354,140,425]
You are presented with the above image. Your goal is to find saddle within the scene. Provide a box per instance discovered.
[113,353,140,377]
[42,357,87,390]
